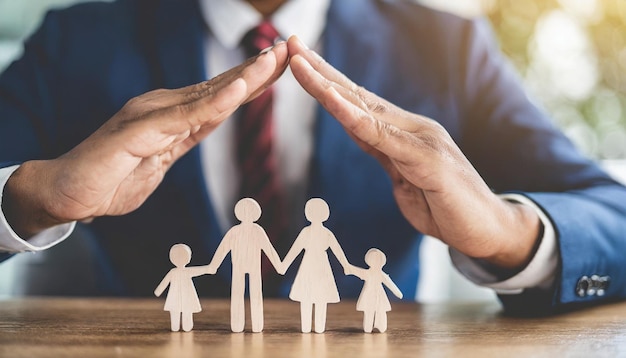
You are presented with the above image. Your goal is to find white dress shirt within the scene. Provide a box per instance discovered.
[0,0,557,295]
[199,0,327,234]
[0,165,75,252]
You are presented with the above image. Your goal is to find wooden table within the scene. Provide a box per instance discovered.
[1,298,626,357]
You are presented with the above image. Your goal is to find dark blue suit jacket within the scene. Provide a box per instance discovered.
[1,0,625,313]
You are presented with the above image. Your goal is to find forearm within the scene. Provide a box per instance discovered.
[208,239,231,270]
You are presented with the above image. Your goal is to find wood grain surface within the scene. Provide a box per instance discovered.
[1,298,626,357]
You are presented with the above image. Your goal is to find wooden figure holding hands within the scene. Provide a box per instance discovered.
[206,198,283,333]
[281,198,352,333]
[154,244,210,332]
[351,248,403,333]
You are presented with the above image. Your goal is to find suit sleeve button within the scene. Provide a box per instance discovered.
[576,276,590,297]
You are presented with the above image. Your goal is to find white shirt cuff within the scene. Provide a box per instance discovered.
[0,165,75,253]
[449,193,558,295]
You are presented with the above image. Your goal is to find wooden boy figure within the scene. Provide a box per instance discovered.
[206,198,283,333]
[350,248,403,333]
[154,243,209,332]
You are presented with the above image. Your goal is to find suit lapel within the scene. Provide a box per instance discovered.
[310,0,396,213]
[152,0,225,262]
[309,1,420,294]
[153,0,207,89]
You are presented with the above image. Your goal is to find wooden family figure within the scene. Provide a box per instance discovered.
[281,197,352,333]
[154,197,403,334]
[205,197,283,333]
[351,249,403,333]
[154,244,208,332]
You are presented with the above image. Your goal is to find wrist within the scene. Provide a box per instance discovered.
[3,161,65,238]
[483,199,542,271]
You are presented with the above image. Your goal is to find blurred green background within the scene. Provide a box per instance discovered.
[0,0,624,159]
[486,0,626,159]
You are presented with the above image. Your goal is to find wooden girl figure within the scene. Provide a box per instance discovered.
[154,244,209,332]
[352,248,403,333]
[281,198,352,333]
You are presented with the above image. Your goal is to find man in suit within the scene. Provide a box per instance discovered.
[0,0,624,314]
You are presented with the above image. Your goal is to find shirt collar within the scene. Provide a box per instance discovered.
[199,0,330,50]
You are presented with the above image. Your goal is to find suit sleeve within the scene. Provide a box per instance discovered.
[0,10,68,165]
[1,1,125,164]
[0,165,75,261]
[456,18,626,314]
[0,10,80,264]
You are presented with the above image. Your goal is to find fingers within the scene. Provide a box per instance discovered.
[287,36,357,96]
[164,41,289,131]
[288,50,410,160]
[288,54,395,154]
[159,42,289,159]
[288,38,456,169]
[178,40,288,104]
[288,36,415,131]
[244,41,289,102]
[96,42,288,160]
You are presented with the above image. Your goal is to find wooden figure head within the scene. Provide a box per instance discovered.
[234,197,262,223]
[305,198,330,223]
[170,243,192,268]
[364,248,386,269]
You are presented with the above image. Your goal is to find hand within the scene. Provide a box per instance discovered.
[205,264,217,275]
[344,264,356,276]
[276,262,286,275]
[287,36,540,270]
[3,43,289,238]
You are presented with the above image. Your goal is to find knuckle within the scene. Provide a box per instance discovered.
[186,83,214,102]
[174,102,194,119]
[417,122,452,153]
[353,86,388,114]
[150,88,169,97]
[417,131,441,151]
[313,52,327,68]
[121,88,170,115]
[183,90,202,103]
[371,117,391,147]
[321,77,334,90]
[198,81,217,96]
[353,86,367,102]
[124,96,142,109]
[371,102,388,114]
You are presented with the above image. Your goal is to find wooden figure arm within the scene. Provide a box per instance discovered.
[154,270,173,297]
[328,231,352,274]
[187,266,211,277]
[347,264,367,279]
[260,231,284,274]
[382,272,403,299]
[281,231,306,273]
[207,232,233,273]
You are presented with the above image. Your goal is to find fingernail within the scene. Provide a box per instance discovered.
[258,38,286,55]
[296,36,309,49]
[259,45,274,55]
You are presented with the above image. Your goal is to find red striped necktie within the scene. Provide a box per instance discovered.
[237,21,287,275]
